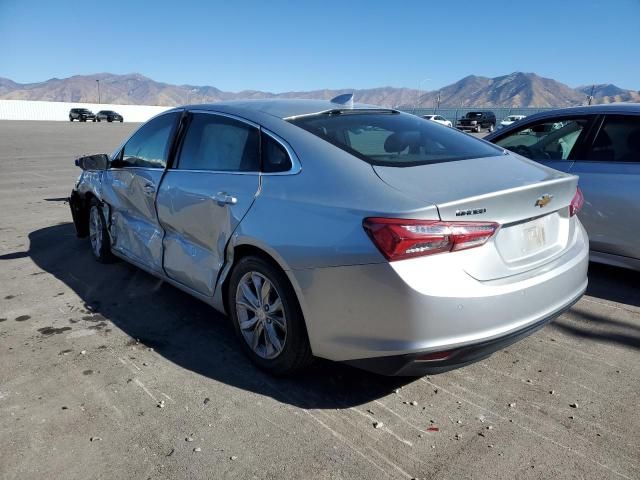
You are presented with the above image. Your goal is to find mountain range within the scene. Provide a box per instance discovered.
[1,72,638,108]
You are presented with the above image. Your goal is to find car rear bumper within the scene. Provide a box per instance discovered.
[344,292,582,375]
[290,219,588,371]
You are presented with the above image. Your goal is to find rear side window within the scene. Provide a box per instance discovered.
[494,117,590,161]
[118,111,180,168]
[177,113,259,171]
[586,115,640,162]
[262,134,292,172]
[289,112,501,167]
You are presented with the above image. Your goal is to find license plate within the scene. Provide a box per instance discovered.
[523,223,546,252]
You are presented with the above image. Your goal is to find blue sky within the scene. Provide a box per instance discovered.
[1,0,639,92]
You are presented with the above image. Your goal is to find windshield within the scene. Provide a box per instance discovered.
[288,111,502,167]
[467,112,483,118]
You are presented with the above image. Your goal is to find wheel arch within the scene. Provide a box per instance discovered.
[217,239,313,350]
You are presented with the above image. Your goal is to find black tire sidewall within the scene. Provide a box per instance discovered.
[89,200,114,263]
[227,256,311,375]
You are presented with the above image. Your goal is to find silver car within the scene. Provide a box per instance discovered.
[69,99,588,376]
[485,104,640,271]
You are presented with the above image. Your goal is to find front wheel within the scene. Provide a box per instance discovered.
[488,123,495,133]
[88,200,115,263]
[228,256,313,375]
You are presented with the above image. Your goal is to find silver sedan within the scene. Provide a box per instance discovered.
[69,98,588,375]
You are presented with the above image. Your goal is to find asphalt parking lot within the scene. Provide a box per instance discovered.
[0,120,638,480]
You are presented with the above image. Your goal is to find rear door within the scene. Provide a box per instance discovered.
[156,111,261,296]
[568,114,640,259]
[492,114,597,173]
[102,111,181,272]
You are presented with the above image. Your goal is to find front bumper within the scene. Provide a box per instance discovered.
[456,124,478,131]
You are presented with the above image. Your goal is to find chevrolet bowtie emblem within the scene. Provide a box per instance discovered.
[535,194,553,208]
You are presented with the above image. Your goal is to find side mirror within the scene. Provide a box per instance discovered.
[75,153,109,170]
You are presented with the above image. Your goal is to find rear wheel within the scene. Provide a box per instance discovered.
[69,117,73,122]
[488,123,495,132]
[107,117,112,122]
[88,200,115,263]
[228,256,313,375]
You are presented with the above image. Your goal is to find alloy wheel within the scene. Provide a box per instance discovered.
[235,271,287,359]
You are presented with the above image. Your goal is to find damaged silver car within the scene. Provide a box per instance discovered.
[69,99,588,375]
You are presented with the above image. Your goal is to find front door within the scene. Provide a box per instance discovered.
[102,111,181,272]
[156,111,261,296]
[492,115,596,173]
[569,114,640,259]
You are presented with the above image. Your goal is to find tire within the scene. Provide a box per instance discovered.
[120,119,123,123]
[488,123,495,133]
[92,118,96,122]
[81,118,86,122]
[88,199,115,263]
[69,117,73,122]
[475,125,480,133]
[227,256,313,375]
[97,118,101,122]
[107,118,112,123]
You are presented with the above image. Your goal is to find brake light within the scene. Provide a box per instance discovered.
[569,187,584,217]
[363,218,499,261]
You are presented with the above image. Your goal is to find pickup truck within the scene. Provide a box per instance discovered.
[456,111,496,133]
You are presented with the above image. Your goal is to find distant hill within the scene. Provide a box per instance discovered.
[576,84,640,104]
[0,72,637,108]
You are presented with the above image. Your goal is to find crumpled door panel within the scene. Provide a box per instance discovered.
[102,168,165,272]
[156,171,260,296]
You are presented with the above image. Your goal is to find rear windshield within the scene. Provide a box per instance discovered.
[288,111,502,167]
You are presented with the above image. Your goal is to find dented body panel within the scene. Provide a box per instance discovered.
[100,167,165,272]
[156,171,260,296]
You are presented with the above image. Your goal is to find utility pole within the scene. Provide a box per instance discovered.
[415,78,430,114]
[587,84,595,105]
[96,79,101,104]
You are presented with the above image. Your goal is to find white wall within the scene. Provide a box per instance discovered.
[0,99,172,122]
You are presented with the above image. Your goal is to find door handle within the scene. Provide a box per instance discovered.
[214,192,238,206]
[143,183,156,196]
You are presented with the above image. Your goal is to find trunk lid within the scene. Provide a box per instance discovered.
[373,153,579,280]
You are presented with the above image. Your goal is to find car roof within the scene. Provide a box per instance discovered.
[485,103,640,140]
[172,99,386,120]
[527,103,640,117]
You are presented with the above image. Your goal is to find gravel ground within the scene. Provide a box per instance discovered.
[0,121,638,480]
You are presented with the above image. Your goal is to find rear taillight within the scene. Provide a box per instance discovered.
[569,187,584,217]
[363,217,499,262]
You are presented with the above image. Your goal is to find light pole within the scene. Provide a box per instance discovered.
[414,78,430,113]
[96,79,101,104]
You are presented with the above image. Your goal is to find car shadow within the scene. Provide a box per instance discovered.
[5,223,410,409]
[585,262,640,308]
[551,262,640,351]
